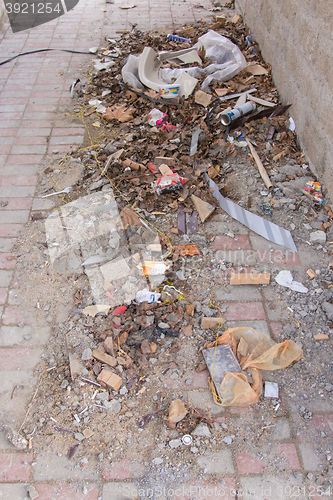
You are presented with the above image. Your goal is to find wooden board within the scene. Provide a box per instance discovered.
[230,272,270,285]
[191,194,215,223]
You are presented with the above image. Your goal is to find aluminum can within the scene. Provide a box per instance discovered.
[221,101,256,126]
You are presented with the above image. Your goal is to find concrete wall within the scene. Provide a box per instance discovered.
[235,0,333,195]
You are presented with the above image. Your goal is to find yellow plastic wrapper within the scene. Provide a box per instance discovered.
[206,327,303,407]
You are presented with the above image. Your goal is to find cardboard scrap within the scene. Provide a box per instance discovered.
[92,349,117,367]
[155,157,175,167]
[201,317,221,329]
[216,15,227,25]
[175,27,195,36]
[230,13,242,24]
[82,305,111,317]
[306,269,317,279]
[97,369,122,391]
[195,90,212,108]
[230,272,270,285]
[159,164,174,176]
[191,194,215,223]
[215,88,229,97]
[246,64,268,76]
[83,428,94,439]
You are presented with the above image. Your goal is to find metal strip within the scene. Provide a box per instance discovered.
[205,174,297,252]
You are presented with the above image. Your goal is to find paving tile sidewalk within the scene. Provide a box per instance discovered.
[0,2,331,499]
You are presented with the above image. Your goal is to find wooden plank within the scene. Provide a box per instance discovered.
[246,139,273,190]
[230,272,270,285]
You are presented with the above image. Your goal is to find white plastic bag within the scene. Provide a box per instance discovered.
[193,30,247,90]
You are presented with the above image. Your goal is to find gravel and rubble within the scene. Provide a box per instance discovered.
[5,11,333,491]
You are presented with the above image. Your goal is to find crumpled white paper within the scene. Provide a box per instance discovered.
[275,270,308,293]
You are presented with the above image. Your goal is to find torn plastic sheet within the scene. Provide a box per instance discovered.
[205,174,297,252]
[122,54,144,90]
[190,128,200,156]
[275,270,308,293]
[45,190,169,306]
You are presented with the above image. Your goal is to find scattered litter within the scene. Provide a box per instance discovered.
[148,108,168,126]
[126,324,178,346]
[249,95,275,107]
[97,370,122,391]
[264,381,279,398]
[275,270,308,293]
[42,186,72,198]
[70,78,80,98]
[154,172,187,194]
[304,181,323,205]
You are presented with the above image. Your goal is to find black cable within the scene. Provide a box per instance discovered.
[0,48,92,66]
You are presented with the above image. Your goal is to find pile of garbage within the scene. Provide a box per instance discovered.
[13,15,333,466]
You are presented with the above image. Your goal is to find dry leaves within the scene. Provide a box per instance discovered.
[144,89,159,99]
[102,104,134,123]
